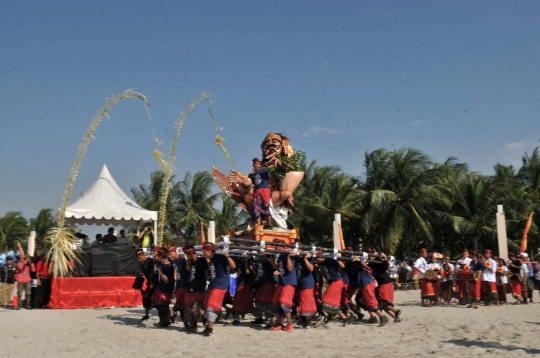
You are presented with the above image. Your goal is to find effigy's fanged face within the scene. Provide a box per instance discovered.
[261,138,282,158]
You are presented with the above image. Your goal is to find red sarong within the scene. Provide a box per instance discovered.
[253,188,271,205]
[360,281,379,311]
[376,282,394,306]
[297,288,317,316]
[420,278,435,298]
[173,287,186,311]
[232,284,254,314]
[184,291,206,308]
[272,285,295,310]
[510,279,523,300]
[441,281,453,302]
[151,288,173,307]
[482,281,498,301]
[497,283,507,302]
[255,283,275,312]
[322,279,343,314]
[205,288,227,314]
[468,279,481,300]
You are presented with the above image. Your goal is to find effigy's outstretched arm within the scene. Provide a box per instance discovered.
[229,169,252,195]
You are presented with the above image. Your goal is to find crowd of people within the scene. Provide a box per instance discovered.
[411,248,539,308]
[0,254,51,309]
[135,243,403,337]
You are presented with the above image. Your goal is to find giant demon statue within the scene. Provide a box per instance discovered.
[213,132,304,230]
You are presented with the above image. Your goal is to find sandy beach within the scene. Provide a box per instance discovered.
[1,290,539,358]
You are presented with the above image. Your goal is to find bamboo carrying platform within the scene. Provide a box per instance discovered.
[227,223,299,245]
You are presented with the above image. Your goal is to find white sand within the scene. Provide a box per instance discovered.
[1,290,539,358]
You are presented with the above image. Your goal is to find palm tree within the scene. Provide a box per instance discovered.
[450,174,496,252]
[215,193,249,236]
[361,147,449,255]
[171,171,220,241]
[0,211,29,250]
[132,170,179,235]
[29,208,55,253]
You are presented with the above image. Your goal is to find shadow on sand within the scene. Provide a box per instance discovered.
[444,339,540,355]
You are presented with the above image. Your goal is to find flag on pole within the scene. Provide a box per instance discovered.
[520,212,534,253]
[200,221,206,244]
[338,223,345,251]
[16,241,25,259]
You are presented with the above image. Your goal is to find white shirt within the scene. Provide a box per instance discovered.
[455,257,472,271]
[428,262,441,278]
[414,257,429,279]
[481,258,497,282]
[498,265,508,285]
[521,263,529,278]
[117,236,130,246]
[441,263,454,282]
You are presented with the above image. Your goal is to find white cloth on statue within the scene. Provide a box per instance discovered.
[414,257,429,279]
[481,258,497,282]
[268,200,288,230]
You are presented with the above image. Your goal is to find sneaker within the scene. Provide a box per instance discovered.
[251,318,263,325]
[394,310,402,323]
[269,324,283,331]
[203,327,213,337]
[284,323,294,332]
[342,317,352,327]
[379,316,389,327]
[141,315,150,321]
[182,326,196,332]
[232,319,241,325]
[367,316,378,324]
[313,314,325,329]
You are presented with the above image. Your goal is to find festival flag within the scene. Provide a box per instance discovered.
[16,241,25,259]
[200,221,206,244]
[338,222,345,251]
[520,212,534,253]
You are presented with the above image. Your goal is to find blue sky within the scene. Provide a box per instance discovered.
[1,1,539,224]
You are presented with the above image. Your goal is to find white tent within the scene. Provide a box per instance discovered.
[65,164,157,242]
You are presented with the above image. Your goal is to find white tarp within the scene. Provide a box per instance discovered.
[64,164,157,227]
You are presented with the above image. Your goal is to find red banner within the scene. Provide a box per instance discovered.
[49,276,142,309]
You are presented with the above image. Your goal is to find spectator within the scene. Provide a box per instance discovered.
[35,256,51,309]
[138,224,154,248]
[92,234,103,246]
[103,227,117,244]
[1,256,16,307]
[15,255,36,309]
[117,230,130,246]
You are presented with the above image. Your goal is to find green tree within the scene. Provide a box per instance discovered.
[171,171,220,241]
[0,211,29,250]
[361,147,449,255]
[215,193,249,236]
[29,208,55,254]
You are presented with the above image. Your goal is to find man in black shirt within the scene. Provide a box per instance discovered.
[508,252,523,303]
[136,249,155,321]
[1,257,16,307]
[368,252,401,322]
[103,227,117,244]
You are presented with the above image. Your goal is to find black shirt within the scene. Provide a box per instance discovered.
[103,234,117,244]
[368,259,393,285]
[509,259,522,279]
[1,265,16,284]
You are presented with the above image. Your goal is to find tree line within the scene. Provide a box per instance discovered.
[2,146,538,259]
